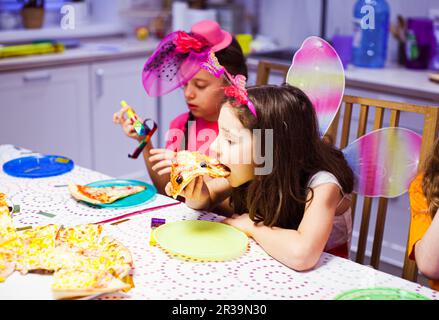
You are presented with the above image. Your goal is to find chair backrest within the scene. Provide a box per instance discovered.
[255,60,439,282]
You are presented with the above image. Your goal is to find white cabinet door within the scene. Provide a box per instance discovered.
[0,65,92,167]
[91,58,158,180]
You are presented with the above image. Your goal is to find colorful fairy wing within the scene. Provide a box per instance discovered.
[342,128,422,198]
[142,31,210,97]
[287,36,345,137]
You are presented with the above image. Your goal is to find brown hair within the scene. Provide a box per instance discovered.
[230,84,354,230]
[184,37,248,149]
[422,138,439,218]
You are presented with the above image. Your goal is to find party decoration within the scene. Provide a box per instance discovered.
[142,30,256,117]
[342,128,422,198]
[120,100,158,159]
[142,31,211,97]
[287,36,345,137]
[154,220,248,262]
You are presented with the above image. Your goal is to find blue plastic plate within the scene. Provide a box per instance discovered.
[2,155,74,178]
[84,179,157,209]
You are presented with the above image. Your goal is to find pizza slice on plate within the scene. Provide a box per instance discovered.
[68,184,146,205]
[169,151,231,199]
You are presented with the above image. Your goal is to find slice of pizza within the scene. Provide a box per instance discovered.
[52,268,132,300]
[15,224,61,274]
[169,151,231,199]
[97,236,133,279]
[0,237,23,282]
[55,224,103,251]
[0,193,17,246]
[68,184,146,205]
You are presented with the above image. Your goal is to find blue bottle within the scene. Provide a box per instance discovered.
[352,0,390,68]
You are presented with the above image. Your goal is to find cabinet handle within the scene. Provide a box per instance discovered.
[95,68,104,98]
[23,71,52,83]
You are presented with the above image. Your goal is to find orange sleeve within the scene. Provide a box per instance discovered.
[407,174,432,260]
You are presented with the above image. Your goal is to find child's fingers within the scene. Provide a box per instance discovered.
[113,107,128,124]
[222,217,232,225]
[157,167,172,176]
[150,149,176,156]
[193,176,204,196]
[165,182,173,197]
[151,160,173,172]
[149,148,167,154]
[182,179,196,198]
[149,150,176,163]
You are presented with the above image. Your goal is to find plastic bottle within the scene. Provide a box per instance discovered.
[352,0,390,68]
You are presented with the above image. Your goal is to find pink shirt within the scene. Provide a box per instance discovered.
[165,113,218,155]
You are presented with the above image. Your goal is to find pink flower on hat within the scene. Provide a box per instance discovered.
[173,31,207,54]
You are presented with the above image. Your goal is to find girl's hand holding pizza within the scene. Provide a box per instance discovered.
[165,176,211,210]
[149,149,177,176]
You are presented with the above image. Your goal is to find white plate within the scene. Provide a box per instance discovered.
[0,272,100,300]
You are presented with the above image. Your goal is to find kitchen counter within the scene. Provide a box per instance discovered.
[1,41,438,104]
[247,57,439,104]
[0,37,159,73]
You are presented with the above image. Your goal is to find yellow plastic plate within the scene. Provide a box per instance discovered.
[154,220,249,262]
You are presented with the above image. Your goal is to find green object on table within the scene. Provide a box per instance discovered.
[12,205,20,213]
[0,42,65,59]
[334,287,431,300]
[154,220,249,262]
[36,211,56,218]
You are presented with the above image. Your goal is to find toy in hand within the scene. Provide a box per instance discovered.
[120,100,158,159]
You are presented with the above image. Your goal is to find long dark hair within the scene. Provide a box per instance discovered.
[230,84,354,230]
[423,138,439,218]
[184,38,248,149]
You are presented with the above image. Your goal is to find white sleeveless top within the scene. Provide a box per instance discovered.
[307,171,352,252]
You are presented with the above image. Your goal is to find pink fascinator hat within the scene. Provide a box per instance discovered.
[142,20,232,97]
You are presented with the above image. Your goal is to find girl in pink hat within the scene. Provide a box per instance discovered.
[114,20,247,195]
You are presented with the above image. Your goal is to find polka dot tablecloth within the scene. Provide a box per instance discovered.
[0,145,437,300]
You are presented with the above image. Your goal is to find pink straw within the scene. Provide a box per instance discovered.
[94,201,181,225]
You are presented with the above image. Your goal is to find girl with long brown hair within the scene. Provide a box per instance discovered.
[408,137,439,290]
[166,84,354,271]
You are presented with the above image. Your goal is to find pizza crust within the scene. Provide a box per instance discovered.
[52,270,131,300]
[68,184,102,205]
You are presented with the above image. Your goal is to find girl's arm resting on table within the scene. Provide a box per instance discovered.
[224,183,341,271]
[415,209,439,279]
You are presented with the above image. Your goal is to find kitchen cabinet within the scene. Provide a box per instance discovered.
[90,58,158,180]
[0,56,159,181]
[0,65,92,168]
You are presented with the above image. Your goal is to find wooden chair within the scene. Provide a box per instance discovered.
[255,60,439,282]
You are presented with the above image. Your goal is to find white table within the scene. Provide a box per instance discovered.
[0,144,437,300]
